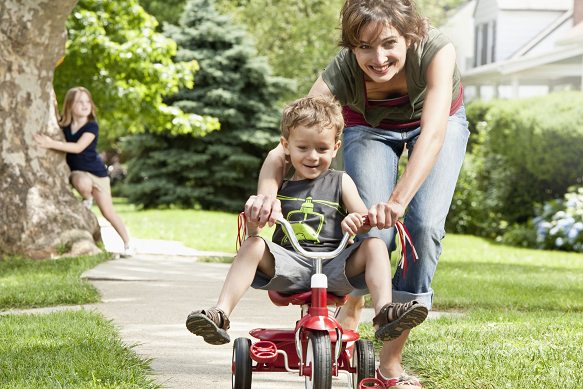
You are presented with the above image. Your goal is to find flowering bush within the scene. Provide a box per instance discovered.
[532,186,583,252]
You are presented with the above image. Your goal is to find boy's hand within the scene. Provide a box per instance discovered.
[341,213,371,237]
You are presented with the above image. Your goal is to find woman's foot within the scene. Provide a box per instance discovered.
[373,301,428,342]
[376,369,422,388]
[186,307,230,345]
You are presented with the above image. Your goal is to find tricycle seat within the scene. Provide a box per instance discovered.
[268,290,348,307]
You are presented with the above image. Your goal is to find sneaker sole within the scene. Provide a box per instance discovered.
[186,314,230,345]
[374,304,428,342]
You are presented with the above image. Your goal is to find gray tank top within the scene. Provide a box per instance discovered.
[272,170,347,252]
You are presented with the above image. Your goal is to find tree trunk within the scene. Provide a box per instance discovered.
[0,0,102,259]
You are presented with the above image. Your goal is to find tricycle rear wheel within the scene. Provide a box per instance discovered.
[305,330,332,389]
[352,339,375,387]
[232,337,252,389]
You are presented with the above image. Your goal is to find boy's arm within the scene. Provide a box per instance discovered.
[341,173,371,236]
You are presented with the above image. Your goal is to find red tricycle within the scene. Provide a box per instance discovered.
[232,216,381,389]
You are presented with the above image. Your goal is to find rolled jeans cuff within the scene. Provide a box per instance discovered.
[350,287,434,311]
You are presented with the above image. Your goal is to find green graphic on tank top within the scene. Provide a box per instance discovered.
[277,195,346,245]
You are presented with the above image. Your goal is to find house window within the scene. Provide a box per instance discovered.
[474,21,496,67]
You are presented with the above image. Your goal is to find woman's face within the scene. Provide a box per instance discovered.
[71,91,92,118]
[352,23,410,84]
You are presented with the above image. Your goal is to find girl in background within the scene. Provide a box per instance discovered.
[35,87,135,257]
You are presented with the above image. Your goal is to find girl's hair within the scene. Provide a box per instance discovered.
[281,94,344,142]
[338,0,429,50]
[58,87,97,127]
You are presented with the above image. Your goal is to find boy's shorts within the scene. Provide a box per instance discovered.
[70,170,111,195]
[250,237,368,297]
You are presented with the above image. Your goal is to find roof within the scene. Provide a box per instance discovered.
[558,20,583,45]
[496,0,573,11]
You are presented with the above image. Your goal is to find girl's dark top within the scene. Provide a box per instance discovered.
[272,170,347,252]
[63,121,108,177]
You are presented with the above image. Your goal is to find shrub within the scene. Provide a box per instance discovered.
[447,92,583,238]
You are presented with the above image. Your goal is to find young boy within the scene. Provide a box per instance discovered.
[186,95,427,345]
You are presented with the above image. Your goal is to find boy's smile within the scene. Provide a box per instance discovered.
[281,124,341,181]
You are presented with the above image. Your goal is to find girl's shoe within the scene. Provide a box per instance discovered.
[186,307,230,345]
[373,300,428,342]
[120,243,136,258]
[376,369,422,388]
[82,197,93,210]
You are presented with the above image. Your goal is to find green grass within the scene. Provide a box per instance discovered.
[95,198,274,253]
[0,252,112,311]
[359,235,583,388]
[433,235,583,311]
[360,309,583,388]
[0,310,158,388]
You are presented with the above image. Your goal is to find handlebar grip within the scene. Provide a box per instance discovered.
[362,215,370,225]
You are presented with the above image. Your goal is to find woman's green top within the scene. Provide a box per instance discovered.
[321,27,461,128]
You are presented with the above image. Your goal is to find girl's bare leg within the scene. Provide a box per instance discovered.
[216,237,275,317]
[93,188,130,244]
[70,172,93,200]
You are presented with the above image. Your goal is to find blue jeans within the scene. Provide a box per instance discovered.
[343,105,470,310]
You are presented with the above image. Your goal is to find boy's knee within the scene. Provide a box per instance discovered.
[361,237,389,252]
[237,237,267,257]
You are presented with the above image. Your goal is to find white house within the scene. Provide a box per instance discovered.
[440,0,583,100]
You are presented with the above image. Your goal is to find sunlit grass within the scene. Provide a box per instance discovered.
[0,310,159,388]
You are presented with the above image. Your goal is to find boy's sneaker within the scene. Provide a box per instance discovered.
[376,369,422,388]
[120,243,136,258]
[186,307,230,345]
[82,197,94,210]
[373,300,428,342]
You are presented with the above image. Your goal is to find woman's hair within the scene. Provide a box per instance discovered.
[281,94,344,142]
[58,87,97,127]
[338,0,429,50]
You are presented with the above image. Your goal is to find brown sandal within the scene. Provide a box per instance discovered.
[373,300,428,342]
[186,307,231,345]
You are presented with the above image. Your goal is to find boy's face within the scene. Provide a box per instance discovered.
[281,124,341,181]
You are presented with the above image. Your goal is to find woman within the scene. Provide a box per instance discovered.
[246,0,469,387]
[35,87,135,258]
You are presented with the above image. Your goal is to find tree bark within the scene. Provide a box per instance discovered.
[0,0,102,259]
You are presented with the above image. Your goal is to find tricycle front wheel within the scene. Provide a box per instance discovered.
[305,330,332,389]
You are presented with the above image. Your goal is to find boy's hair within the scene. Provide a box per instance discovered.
[59,87,97,127]
[281,94,344,142]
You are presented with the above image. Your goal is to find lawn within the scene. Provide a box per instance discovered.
[0,310,158,388]
[92,198,274,253]
[0,252,111,311]
[0,253,157,388]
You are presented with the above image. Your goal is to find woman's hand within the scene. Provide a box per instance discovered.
[34,133,55,149]
[244,194,282,228]
[368,201,406,229]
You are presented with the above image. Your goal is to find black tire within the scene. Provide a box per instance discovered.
[232,337,252,389]
[305,330,332,389]
[353,339,375,387]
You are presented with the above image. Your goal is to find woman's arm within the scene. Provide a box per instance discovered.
[245,143,289,227]
[34,132,95,154]
[308,76,334,97]
[368,43,456,229]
